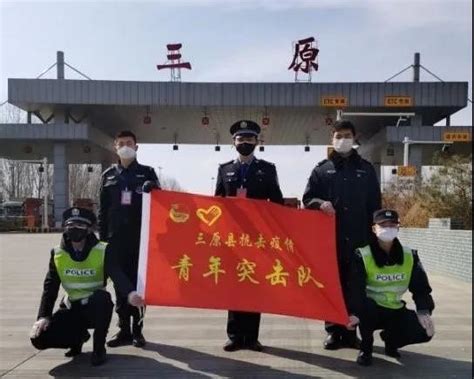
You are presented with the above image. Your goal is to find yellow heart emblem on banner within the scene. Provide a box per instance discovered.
[196,206,222,226]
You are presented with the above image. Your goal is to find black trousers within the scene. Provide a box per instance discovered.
[109,231,142,334]
[227,311,261,343]
[359,299,432,353]
[325,259,356,341]
[31,290,113,353]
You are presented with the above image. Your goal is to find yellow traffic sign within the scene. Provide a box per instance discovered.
[384,96,413,107]
[443,131,472,142]
[321,96,348,107]
[397,165,417,177]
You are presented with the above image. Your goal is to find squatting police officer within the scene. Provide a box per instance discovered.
[346,209,435,366]
[30,207,143,366]
[215,120,284,352]
[98,130,160,348]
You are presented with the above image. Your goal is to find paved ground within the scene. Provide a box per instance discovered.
[0,233,471,378]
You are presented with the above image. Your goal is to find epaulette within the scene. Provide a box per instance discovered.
[219,160,234,167]
[255,159,275,166]
[101,165,118,176]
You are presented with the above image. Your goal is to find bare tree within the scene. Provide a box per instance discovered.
[0,159,53,202]
[0,103,27,124]
[0,104,52,202]
[383,153,472,229]
[159,174,183,192]
[69,164,102,201]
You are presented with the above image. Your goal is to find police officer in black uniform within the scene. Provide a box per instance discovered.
[98,130,160,348]
[346,209,435,366]
[30,207,143,366]
[215,120,284,352]
[302,120,382,350]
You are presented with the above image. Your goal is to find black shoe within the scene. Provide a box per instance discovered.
[385,346,401,358]
[380,331,401,358]
[356,350,373,366]
[223,339,243,352]
[323,334,341,350]
[106,330,132,347]
[65,346,82,357]
[91,348,107,366]
[341,335,361,349]
[65,330,90,357]
[132,331,146,348]
[246,340,264,352]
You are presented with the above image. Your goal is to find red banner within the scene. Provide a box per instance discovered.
[138,190,348,325]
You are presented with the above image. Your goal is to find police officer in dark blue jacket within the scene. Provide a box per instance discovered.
[302,120,382,350]
[98,130,160,348]
[215,120,284,352]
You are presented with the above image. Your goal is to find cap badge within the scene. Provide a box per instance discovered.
[72,208,80,216]
[240,121,247,129]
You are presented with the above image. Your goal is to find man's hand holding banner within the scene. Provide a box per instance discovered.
[138,190,349,325]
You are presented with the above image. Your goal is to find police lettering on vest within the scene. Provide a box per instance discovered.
[375,273,406,282]
[64,268,96,277]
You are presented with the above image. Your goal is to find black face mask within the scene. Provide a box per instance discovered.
[236,143,256,157]
[65,228,88,243]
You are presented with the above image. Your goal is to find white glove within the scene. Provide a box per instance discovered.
[417,313,435,337]
[346,315,360,330]
[128,291,145,307]
[320,201,336,215]
[30,318,50,339]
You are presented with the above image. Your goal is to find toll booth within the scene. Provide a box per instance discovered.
[23,198,54,230]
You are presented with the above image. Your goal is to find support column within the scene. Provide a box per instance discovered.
[53,143,69,228]
[57,51,65,79]
[54,109,66,123]
[410,144,423,180]
[372,161,382,187]
[413,52,420,82]
[411,114,423,126]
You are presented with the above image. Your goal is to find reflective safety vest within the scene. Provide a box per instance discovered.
[54,242,106,301]
[358,245,414,310]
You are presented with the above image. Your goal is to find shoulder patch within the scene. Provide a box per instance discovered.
[101,166,116,176]
[360,158,375,167]
[219,160,234,167]
[256,159,275,166]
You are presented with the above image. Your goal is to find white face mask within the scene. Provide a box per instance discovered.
[375,227,399,242]
[117,146,136,160]
[333,138,353,154]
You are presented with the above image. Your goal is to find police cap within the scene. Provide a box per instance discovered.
[373,209,400,225]
[230,120,261,138]
[63,207,96,227]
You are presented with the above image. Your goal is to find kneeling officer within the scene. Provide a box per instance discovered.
[30,207,144,366]
[346,209,435,366]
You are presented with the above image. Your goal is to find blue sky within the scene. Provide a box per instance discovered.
[0,0,472,197]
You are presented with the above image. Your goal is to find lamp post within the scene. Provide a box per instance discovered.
[18,158,49,230]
